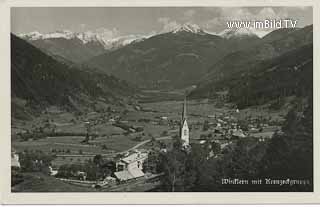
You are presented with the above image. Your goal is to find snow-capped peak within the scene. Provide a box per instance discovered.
[18,30,154,50]
[98,34,149,50]
[19,31,43,41]
[172,23,205,34]
[75,31,100,44]
[19,30,75,41]
[219,27,260,39]
[44,30,75,39]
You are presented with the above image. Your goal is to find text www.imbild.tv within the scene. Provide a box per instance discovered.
[227,19,298,29]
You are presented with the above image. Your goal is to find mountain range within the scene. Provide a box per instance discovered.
[19,30,150,63]
[18,23,265,66]
[15,23,313,110]
[11,34,135,119]
[189,25,313,107]
[84,23,261,89]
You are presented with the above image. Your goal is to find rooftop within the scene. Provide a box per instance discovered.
[121,151,148,164]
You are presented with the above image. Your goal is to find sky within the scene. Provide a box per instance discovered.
[11,7,313,38]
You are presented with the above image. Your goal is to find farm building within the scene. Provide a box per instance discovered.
[114,150,148,181]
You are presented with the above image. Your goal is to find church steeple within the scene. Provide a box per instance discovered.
[180,96,189,147]
[182,96,187,121]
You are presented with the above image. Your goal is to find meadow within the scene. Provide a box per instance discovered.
[12,94,284,158]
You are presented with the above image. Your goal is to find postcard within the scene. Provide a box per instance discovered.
[1,0,320,204]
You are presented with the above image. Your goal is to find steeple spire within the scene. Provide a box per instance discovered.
[180,95,189,147]
[182,96,187,121]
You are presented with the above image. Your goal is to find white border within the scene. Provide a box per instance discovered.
[1,0,319,204]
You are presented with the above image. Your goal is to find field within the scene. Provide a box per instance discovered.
[12,136,106,154]
[12,90,286,159]
[12,172,96,192]
[11,90,288,193]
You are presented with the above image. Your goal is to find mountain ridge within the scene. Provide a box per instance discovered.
[189,25,313,108]
[18,23,269,64]
[11,33,135,119]
[84,24,261,89]
[19,30,149,50]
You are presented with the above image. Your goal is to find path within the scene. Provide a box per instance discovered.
[123,136,171,152]
[56,136,172,158]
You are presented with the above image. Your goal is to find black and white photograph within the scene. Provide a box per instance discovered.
[10,6,313,193]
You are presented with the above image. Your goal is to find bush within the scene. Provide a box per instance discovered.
[161,130,169,136]
[19,150,55,173]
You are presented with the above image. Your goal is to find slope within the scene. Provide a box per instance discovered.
[11,34,134,118]
[86,24,260,89]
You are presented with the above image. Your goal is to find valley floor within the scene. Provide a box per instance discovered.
[11,90,289,192]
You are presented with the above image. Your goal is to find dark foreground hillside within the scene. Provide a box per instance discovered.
[11,34,135,119]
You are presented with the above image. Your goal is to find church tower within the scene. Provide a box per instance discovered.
[180,96,190,147]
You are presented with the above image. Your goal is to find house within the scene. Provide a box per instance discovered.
[114,151,148,182]
[231,129,246,139]
[199,140,206,144]
[76,171,87,181]
[134,105,142,111]
[109,118,115,122]
[160,116,168,120]
[49,166,58,176]
[220,141,233,149]
[11,150,20,169]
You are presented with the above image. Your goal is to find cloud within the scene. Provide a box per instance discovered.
[183,9,196,20]
[204,7,293,32]
[158,17,170,24]
[157,7,310,35]
[219,7,254,20]
[158,17,181,32]
[95,27,120,39]
[203,8,253,31]
[218,7,290,21]
[256,8,289,20]
[257,8,278,19]
[80,24,86,30]
[204,18,223,29]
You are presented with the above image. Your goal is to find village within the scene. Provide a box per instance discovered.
[11,92,286,192]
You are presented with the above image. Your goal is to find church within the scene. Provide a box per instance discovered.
[180,97,190,148]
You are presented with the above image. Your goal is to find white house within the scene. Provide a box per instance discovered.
[11,150,20,169]
[114,151,148,181]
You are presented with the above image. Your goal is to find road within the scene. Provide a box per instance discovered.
[123,136,171,152]
[56,136,172,158]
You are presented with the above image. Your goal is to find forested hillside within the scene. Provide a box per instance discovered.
[11,34,134,119]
